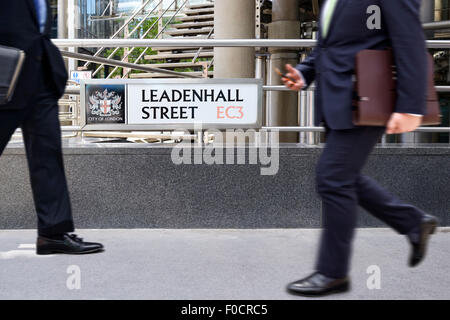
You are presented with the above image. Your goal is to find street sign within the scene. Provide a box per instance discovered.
[80,79,263,130]
[71,70,92,84]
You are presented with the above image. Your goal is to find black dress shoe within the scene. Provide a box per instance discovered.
[408,214,438,267]
[36,234,104,255]
[287,272,350,297]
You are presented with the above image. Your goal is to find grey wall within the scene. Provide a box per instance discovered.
[0,145,448,229]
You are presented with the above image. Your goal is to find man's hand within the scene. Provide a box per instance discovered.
[386,113,422,134]
[282,64,305,91]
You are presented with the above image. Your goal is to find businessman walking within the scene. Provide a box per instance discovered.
[283,0,438,296]
[0,0,103,254]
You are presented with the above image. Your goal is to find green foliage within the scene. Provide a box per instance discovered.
[100,17,166,78]
[96,16,213,78]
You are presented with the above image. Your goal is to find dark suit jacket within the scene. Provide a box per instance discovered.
[296,0,427,130]
[0,0,68,109]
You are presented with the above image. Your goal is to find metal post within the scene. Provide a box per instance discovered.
[123,26,130,78]
[57,0,67,39]
[267,0,301,142]
[67,0,77,73]
[158,0,164,39]
[299,91,307,143]
[255,0,262,40]
[256,53,267,127]
[306,89,316,144]
[214,0,255,78]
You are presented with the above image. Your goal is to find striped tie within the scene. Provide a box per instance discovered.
[322,0,339,39]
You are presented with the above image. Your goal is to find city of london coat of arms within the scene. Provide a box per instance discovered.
[88,89,123,117]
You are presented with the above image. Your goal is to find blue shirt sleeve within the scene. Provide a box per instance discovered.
[34,0,48,33]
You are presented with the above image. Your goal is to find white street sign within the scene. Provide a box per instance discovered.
[127,82,259,127]
[81,79,262,130]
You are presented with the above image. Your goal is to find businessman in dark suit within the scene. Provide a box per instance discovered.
[282,0,438,296]
[0,0,103,254]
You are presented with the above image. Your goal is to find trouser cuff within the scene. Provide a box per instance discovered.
[38,220,75,237]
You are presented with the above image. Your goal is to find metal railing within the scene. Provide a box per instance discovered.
[102,0,179,79]
[423,21,450,30]
[93,0,164,78]
[100,0,113,17]
[193,27,214,63]
[83,0,155,69]
[61,50,200,78]
[99,0,188,79]
[54,39,317,48]
[56,38,450,135]
[121,0,190,79]
[53,38,450,49]
[62,85,450,134]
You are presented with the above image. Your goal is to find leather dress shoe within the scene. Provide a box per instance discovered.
[409,214,438,267]
[36,233,104,255]
[287,272,350,297]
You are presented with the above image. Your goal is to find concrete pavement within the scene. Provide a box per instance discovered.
[0,228,449,300]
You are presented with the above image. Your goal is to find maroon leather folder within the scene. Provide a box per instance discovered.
[353,49,441,126]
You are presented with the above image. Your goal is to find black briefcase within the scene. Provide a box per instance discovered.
[0,45,26,105]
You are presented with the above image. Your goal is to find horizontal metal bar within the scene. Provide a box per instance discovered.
[65,85,450,95]
[262,126,450,133]
[408,127,450,133]
[15,126,82,133]
[262,126,326,132]
[263,85,291,91]
[435,86,450,92]
[16,125,442,134]
[65,86,81,94]
[89,12,185,22]
[66,87,289,95]
[83,131,196,140]
[423,21,450,30]
[53,39,317,48]
[53,39,450,49]
[60,126,82,132]
[60,50,200,78]
[426,40,450,48]
[264,85,450,92]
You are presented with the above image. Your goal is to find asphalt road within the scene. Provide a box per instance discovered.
[0,228,449,300]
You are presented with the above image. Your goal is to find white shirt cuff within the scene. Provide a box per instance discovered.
[406,113,424,117]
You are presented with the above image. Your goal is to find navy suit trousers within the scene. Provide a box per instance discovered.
[315,126,424,278]
[0,67,74,236]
